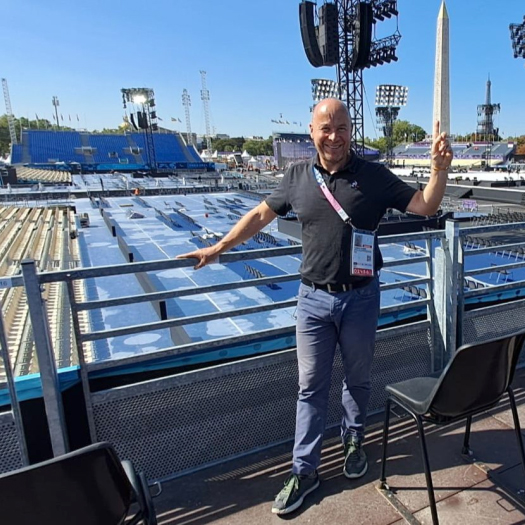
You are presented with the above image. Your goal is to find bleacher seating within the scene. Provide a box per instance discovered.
[16,167,71,183]
[393,141,516,167]
[88,135,136,164]
[0,206,84,381]
[11,144,23,164]
[11,130,204,167]
[27,131,85,163]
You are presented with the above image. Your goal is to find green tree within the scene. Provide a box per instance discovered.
[365,136,388,153]
[243,137,274,156]
[211,137,245,152]
[392,120,426,144]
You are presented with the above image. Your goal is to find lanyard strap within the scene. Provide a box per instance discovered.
[313,166,350,223]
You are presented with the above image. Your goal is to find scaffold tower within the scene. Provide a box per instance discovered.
[182,89,193,146]
[200,70,212,152]
[2,78,18,145]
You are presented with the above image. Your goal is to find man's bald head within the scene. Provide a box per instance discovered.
[311,98,351,125]
[309,98,352,174]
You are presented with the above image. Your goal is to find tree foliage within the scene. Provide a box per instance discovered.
[365,121,427,153]
[211,136,275,156]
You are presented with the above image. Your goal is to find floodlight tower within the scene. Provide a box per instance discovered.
[375,84,408,165]
[510,16,525,64]
[200,70,212,152]
[52,96,60,130]
[299,1,401,156]
[121,87,158,173]
[311,78,339,110]
[2,78,18,145]
[182,89,194,146]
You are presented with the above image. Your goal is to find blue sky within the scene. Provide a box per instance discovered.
[2,0,524,139]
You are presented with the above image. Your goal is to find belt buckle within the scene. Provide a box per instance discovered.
[327,283,333,293]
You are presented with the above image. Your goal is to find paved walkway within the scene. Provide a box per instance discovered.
[150,370,525,524]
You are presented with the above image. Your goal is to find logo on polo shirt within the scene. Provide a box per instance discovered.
[350,181,359,190]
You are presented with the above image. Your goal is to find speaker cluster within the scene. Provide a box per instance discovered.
[299,1,400,71]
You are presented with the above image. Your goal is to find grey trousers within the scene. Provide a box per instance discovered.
[292,278,380,475]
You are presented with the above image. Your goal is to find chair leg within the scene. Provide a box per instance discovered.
[138,471,157,525]
[507,387,525,488]
[414,415,439,525]
[462,416,472,455]
[380,398,392,488]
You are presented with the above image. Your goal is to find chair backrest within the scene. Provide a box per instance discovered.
[428,331,525,420]
[0,442,133,525]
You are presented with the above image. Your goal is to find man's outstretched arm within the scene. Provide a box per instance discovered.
[176,201,278,269]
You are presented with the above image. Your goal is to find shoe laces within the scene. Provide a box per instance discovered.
[345,441,361,464]
[280,474,299,500]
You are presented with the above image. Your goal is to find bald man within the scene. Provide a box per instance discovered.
[178,99,452,515]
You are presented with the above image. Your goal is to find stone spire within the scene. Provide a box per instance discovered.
[433,1,450,135]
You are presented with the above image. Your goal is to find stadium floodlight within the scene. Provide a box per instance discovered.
[375,84,408,107]
[121,88,155,107]
[510,17,525,60]
[311,79,339,106]
[132,94,147,104]
[375,85,408,165]
[121,87,158,173]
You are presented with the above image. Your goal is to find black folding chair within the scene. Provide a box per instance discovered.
[0,441,160,525]
[379,330,525,525]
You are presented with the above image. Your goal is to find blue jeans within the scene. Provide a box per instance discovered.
[292,277,381,475]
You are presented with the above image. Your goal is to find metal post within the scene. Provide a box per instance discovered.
[0,306,29,465]
[425,237,441,373]
[66,279,97,443]
[21,259,69,456]
[435,221,461,363]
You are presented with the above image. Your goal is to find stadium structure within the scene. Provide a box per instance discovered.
[1,4,525,523]
[9,129,213,174]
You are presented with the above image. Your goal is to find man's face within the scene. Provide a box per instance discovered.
[309,101,352,172]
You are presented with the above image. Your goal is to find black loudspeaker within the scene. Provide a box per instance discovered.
[129,113,139,130]
[318,3,339,66]
[351,2,373,70]
[299,1,324,68]
[137,111,148,129]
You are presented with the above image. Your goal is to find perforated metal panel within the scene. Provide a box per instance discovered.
[0,412,23,474]
[91,322,434,481]
[463,299,525,345]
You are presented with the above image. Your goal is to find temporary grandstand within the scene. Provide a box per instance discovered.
[392,141,516,168]
[10,130,212,173]
[0,206,90,383]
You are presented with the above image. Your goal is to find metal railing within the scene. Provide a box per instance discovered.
[0,274,28,471]
[1,220,525,477]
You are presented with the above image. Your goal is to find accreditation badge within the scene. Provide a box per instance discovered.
[350,227,375,276]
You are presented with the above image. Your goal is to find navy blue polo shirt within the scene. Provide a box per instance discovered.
[265,154,417,285]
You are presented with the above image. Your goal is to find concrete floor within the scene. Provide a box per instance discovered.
[148,369,525,525]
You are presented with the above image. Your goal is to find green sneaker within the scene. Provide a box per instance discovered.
[343,438,368,479]
[271,472,320,515]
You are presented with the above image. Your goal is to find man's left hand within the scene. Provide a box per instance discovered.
[432,120,453,171]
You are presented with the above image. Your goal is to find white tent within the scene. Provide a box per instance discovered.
[241,150,251,159]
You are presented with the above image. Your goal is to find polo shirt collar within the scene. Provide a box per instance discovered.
[312,150,360,175]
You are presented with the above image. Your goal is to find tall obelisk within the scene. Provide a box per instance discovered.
[433,1,450,134]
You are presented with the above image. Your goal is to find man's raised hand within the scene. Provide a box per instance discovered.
[432,120,453,171]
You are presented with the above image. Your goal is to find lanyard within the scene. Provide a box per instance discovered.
[312,166,350,223]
